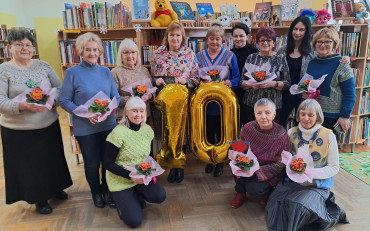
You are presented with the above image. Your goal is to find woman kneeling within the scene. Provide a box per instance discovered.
[266,99,349,231]
[104,97,166,228]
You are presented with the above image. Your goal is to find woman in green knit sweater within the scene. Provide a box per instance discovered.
[103,97,166,228]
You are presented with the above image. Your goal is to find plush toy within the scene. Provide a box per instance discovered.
[240,17,252,30]
[300,9,317,24]
[314,9,331,25]
[354,2,369,24]
[150,0,179,27]
[216,15,231,27]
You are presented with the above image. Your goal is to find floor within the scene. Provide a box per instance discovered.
[0,110,369,231]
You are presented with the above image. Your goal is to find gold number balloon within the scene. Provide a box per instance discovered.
[154,84,189,169]
[189,82,239,164]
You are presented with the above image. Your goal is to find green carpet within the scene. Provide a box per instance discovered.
[339,152,370,186]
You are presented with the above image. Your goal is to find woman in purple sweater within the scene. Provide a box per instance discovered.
[230,98,289,209]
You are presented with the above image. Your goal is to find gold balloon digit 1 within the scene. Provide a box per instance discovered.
[189,82,239,164]
[154,84,189,169]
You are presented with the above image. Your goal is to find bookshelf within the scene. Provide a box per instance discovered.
[0,24,39,64]
[57,22,370,156]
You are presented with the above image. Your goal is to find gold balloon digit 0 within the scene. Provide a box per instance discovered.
[189,82,239,164]
[154,84,189,169]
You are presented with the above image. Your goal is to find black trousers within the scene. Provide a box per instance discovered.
[112,181,166,228]
[234,176,273,198]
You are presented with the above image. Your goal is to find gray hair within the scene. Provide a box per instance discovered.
[116,39,141,67]
[254,98,276,112]
[296,99,324,125]
[120,97,147,127]
[76,32,104,56]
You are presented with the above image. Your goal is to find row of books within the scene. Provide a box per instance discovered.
[59,40,122,65]
[63,2,130,29]
[360,89,370,114]
[0,26,8,41]
[142,45,158,65]
[0,43,11,59]
[357,116,370,143]
[363,66,370,87]
[337,32,361,57]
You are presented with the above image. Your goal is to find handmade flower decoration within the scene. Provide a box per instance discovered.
[121,78,157,100]
[72,91,117,122]
[229,140,249,153]
[281,147,314,183]
[88,99,110,113]
[243,62,277,85]
[123,156,165,185]
[228,145,260,178]
[289,73,327,99]
[12,79,57,110]
[199,65,228,82]
[99,26,107,34]
[134,24,143,32]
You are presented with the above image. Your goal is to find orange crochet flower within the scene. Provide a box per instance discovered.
[29,88,44,100]
[138,162,152,171]
[136,85,147,95]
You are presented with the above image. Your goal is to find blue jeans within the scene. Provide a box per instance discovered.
[76,130,112,194]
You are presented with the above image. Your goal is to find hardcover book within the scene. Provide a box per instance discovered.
[131,0,150,20]
[253,2,272,21]
[220,4,240,21]
[281,0,299,20]
[331,0,355,18]
[196,3,214,21]
[270,5,281,26]
[170,2,195,20]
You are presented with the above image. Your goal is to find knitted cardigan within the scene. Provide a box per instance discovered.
[106,124,154,192]
[241,120,290,186]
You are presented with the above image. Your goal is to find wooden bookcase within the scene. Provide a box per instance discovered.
[0,24,39,64]
[57,24,369,159]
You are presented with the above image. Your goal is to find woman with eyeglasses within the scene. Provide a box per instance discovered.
[60,32,120,208]
[151,23,199,183]
[240,26,290,125]
[0,30,72,214]
[111,39,153,122]
[303,27,355,132]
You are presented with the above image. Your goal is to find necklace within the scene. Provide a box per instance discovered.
[12,59,32,68]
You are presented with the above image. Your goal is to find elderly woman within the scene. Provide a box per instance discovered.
[231,98,289,209]
[0,30,72,214]
[304,27,356,133]
[111,39,153,122]
[197,24,240,177]
[103,97,166,228]
[151,22,199,183]
[266,99,349,230]
[231,23,258,127]
[240,26,290,125]
[60,32,120,208]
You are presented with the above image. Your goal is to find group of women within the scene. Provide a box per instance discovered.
[0,15,355,230]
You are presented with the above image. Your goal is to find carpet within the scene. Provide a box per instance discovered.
[339,152,370,186]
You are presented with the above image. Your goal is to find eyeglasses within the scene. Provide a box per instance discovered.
[258,39,273,44]
[12,43,33,49]
[84,48,99,53]
[316,40,333,46]
[122,51,137,56]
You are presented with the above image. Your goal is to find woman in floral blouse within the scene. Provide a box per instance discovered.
[151,22,199,183]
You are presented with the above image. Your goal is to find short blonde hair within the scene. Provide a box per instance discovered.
[296,99,324,125]
[76,32,104,56]
[312,27,340,51]
[120,97,147,127]
[116,39,141,67]
[206,24,225,40]
[162,23,186,48]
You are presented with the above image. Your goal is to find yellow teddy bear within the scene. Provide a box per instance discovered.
[151,0,179,27]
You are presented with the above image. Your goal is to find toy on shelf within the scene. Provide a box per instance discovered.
[314,9,332,24]
[354,2,369,24]
[150,0,179,27]
[216,15,231,27]
[300,9,317,24]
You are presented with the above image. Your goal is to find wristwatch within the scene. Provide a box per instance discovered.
[275,81,279,88]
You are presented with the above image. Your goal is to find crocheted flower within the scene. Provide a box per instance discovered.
[135,162,156,176]
[88,99,110,113]
[133,85,148,97]
[207,69,221,82]
[252,71,267,82]
[26,87,50,105]
[235,155,254,171]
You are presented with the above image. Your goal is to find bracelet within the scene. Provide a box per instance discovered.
[275,81,279,88]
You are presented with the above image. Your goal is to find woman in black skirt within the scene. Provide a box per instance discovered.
[0,30,72,214]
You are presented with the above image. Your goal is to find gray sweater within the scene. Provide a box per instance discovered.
[0,60,60,130]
